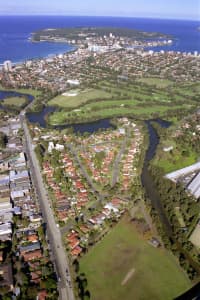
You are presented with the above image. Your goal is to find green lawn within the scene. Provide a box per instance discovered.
[179,83,200,95]
[1,96,27,107]
[136,77,173,88]
[48,104,185,125]
[153,150,198,173]
[46,80,198,125]
[75,99,140,110]
[80,217,190,300]
[0,86,41,98]
[48,89,112,108]
[13,88,41,97]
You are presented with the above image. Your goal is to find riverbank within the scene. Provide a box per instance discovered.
[150,119,199,173]
[1,96,28,109]
[0,85,42,98]
[142,119,200,285]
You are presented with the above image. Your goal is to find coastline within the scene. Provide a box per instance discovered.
[0,17,199,65]
[9,41,77,66]
[0,32,77,65]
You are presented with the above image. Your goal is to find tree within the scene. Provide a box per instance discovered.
[73,259,79,273]
[0,132,7,148]
[35,144,45,165]
[45,277,57,291]
[54,168,63,183]
[26,286,38,299]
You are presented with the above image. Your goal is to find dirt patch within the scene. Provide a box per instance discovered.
[121,268,135,286]
[131,218,151,235]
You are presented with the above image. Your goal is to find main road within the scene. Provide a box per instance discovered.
[20,113,75,300]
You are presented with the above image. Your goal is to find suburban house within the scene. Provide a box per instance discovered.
[0,264,13,291]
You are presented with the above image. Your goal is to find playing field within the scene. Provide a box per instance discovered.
[79,217,190,300]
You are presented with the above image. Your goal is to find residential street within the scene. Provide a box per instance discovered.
[20,114,75,300]
[67,143,107,201]
[111,128,130,187]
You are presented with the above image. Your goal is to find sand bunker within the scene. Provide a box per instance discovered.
[62,92,78,97]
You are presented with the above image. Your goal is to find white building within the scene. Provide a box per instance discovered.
[48,142,55,153]
[55,144,64,151]
[0,223,12,236]
[3,60,12,72]
[67,79,80,86]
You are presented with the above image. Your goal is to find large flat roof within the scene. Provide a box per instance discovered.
[188,172,200,199]
[165,162,200,181]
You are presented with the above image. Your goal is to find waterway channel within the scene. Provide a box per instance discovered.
[141,119,173,236]
[141,119,200,299]
[26,106,114,133]
[0,90,114,132]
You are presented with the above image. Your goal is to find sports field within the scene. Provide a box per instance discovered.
[80,217,190,300]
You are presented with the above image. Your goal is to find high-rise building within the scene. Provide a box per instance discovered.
[3,60,12,72]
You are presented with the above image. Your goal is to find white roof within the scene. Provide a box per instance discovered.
[188,172,200,199]
[10,170,29,181]
[104,203,119,213]
[166,162,200,181]
[0,223,12,235]
[11,190,24,199]
[0,203,12,210]
[0,212,13,223]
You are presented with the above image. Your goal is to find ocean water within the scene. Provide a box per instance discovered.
[0,16,199,64]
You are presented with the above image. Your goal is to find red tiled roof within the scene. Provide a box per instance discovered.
[71,246,82,257]
[23,250,42,262]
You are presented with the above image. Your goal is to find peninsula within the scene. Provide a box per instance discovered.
[31,26,172,49]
